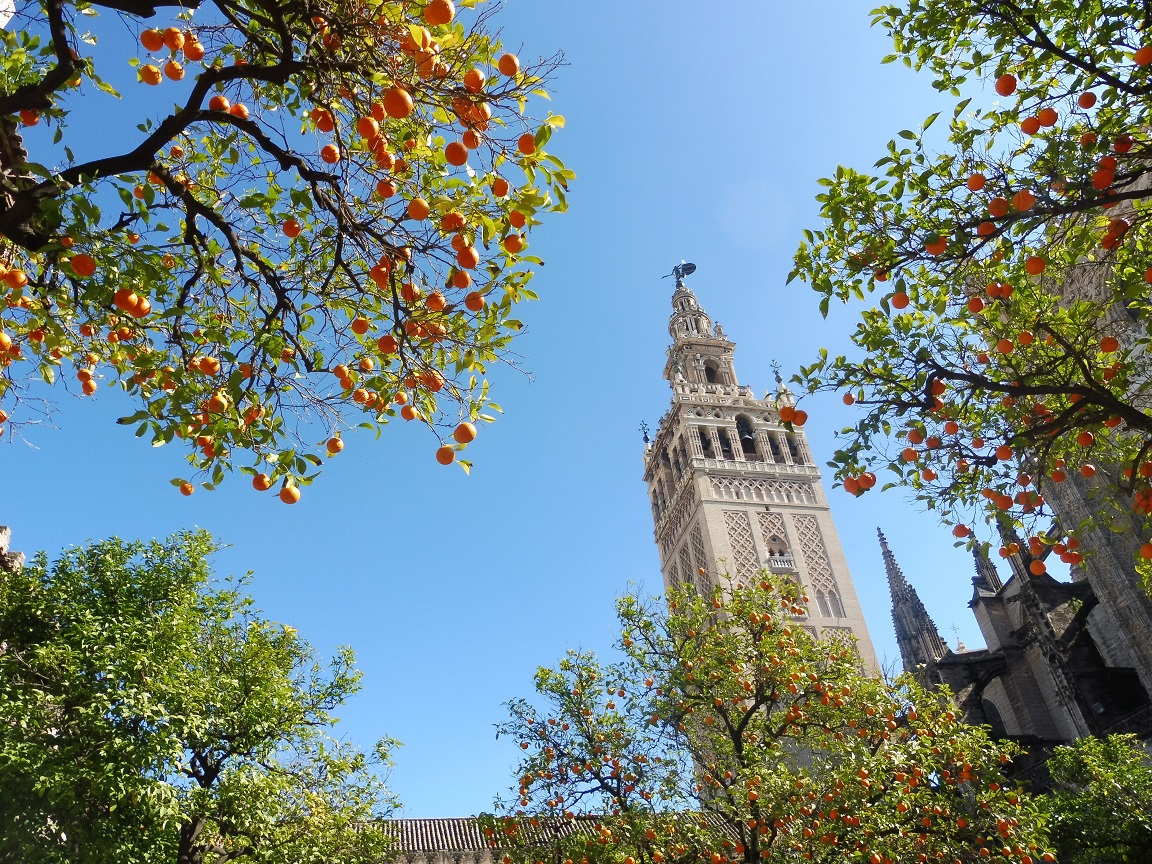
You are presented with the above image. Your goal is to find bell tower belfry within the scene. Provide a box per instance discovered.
[642,265,878,667]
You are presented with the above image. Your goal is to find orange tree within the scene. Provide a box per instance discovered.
[482,576,1051,864]
[0,0,569,499]
[789,0,1152,559]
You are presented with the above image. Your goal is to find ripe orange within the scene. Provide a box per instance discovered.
[208,94,230,111]
[952,524,970,538]
[82,379,98,395]
[327,437,344,454]
[1018,329,1034,345]
[464,291,485,311]
[452,270,472,289]
[357,116,379,139]
[492,177,510,197]
[383,86,414,118]
[1135,46,1152,65]
[842,392,855,405]
[891,292,910,310]
[454,421,477,443]
[424,0,455,25]
[351,316,370,334]
[456,245,480,269]
[1029,560,1046,575]
[1020,116,1040,135]
[464,68,486,93]
[988,197,1009,217]
[141,29,164,52]
[995,444,1013,460]
[376,180,397,198]
[508,210,528,229]
[857,471,876,490]
[164,60,184,80]
[140,64,162,85]
[179,482,194,496]
[967,296,985,314]
[162,27,185,51]
[996,338,1013,354]
[462,129,482,149]
[517,133,536,155]
[435,444,455,464]
[778,405,795,422]
[377,334,399,354]
[1076,430,1094,447]
[994,73,1017,96]
[966,172,986,191]
[503,233,524,254]
[407,197,431,220]
[279,485,301,504]
[183,38,205,61]
[283,218,302,238]
[1078,91,1097,109]
[70,253,97,277]
[1081,463,1097,478]
[320,144,341,163]
[1036,107,1058,127]
[1100,336,1119,353]
[1012,189,1036,211]
[252,473,273,491]
[228,103,249,119]
[445,141,469,166]
[401,404,418,421]
[498,53,520,77]
[1024,256,1046,275]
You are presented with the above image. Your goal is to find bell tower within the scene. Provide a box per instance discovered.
[642,264,877,666]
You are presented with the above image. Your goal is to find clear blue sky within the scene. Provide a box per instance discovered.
[3,0,1025,816]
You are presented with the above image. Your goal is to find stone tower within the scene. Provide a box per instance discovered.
[642,267,877,667]
[879,528,948,676]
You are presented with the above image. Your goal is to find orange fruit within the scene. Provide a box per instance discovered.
[1024,256,1046,275]
[357,116,379,139]
[82,379,98,395]
[1076,430,1094,446]
[183,38,205,61]
[327,437,344,454]
[1029,560,1046,575]
[70,253,97,277]
[988,197,1010,217]
[140,64,162,85]
[462,129,482,149]
[464,291,485,311]
[383,86,414,118]
[228,103,249,119]
[424,0,455,25]
[966,173,986,191]
[1135,46,1152,65]
[1012,189,1035,211]
[952,524,970,538]
[1036,107,1058,127]
[842,392,855,405]
[1080,464,1097,478]
[252,473,273,491]
[141,29,165,52]
[401,404,418,421]
[320,144,341,163]
[778,405,795,422]
[283,218,301,237]
[376,180,397,198]
[162,27,185,51]
[1020,116,1040,135]
[435,444,455,464]
[464,68,486,92]
[498,53,520,77]
[164,60,185,80]
[456,246,480,269]
[453,421,477,443]
[967,296,985,314]
[445,141,469,166]
[407,197,431,220]
[890,292,910,310]
[208,94,230,111]
[452,270,472,289]
[994,74,1016,96]
[1078,91,1097,109]
[179,482,194,496]
[425,291,447,312]
[857,471,876,490]
[377,334,399,354]
[1100,336,1119,353]
[492,177,510,197]
[351,316,370,334]
[791,409,808,426]
[503,233,524,254]
[279,485,301,504]
[517,133,536,155]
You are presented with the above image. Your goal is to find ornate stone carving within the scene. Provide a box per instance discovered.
[723,511,758,579]
[709,476,816,504]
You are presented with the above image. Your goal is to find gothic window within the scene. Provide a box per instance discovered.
[817,590,845,618]
[816,592,832,617]
[698,427,714,457]
[718,429,735,461]
[786,433,802,463]
[704,360,719,384]
[735,415,760,461]
[829,591,846,617]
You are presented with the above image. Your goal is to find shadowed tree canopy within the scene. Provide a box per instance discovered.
[0,0,570,499]
[790,0,1152,565]
[0,529,399,864]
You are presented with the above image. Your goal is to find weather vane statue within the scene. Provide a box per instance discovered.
[663,260,697,289]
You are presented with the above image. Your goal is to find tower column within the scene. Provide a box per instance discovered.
[755,429,777,464]
[708,428,723,461]
[773,431,794,465]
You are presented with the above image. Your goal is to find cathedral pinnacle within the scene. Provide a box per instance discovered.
[878,528,949,673]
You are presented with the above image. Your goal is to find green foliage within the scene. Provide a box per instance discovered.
[484,577,1050,864]
[1042,734,1152,864]
[0,531,398,864]
[790,0,1152,556]
[0,0,572,496]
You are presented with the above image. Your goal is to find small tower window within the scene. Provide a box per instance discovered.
[816,592,833,618]
[704,360,720,384]
[736,414,760,461]
[698,427,713,457]
[718,429,735,461]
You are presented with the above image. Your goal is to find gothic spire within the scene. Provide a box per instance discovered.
[972,544,1004,593]
[879,528,949,674]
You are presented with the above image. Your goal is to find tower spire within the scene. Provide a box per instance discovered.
[879,528,949,674]
[972,544,1004,593]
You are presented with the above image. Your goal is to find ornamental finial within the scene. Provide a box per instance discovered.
[663,260,697,289]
